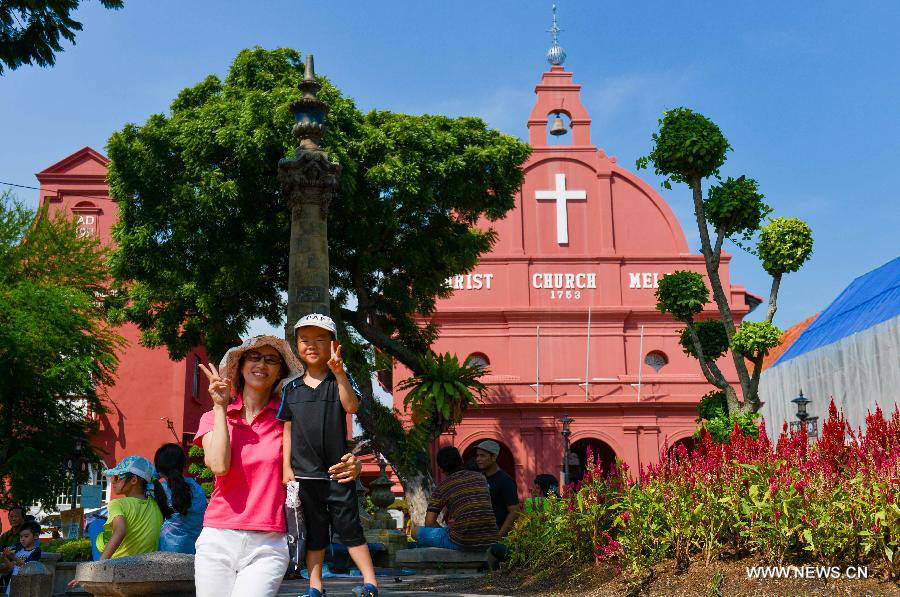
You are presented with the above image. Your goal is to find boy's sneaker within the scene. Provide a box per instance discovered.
[351,584,378,597]
[300,589,325,597]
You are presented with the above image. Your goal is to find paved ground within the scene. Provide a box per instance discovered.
[277,574,508,597]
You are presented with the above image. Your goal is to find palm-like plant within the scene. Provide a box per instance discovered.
[397,352,489,431]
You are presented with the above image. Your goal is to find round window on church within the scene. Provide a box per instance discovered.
[466,353,490,370]
[644,351,668,373]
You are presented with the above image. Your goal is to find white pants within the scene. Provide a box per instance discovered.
[194,527,289,597]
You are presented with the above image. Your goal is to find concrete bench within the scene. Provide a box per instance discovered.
[395,547,487,574]
[73,552,194,596]
[9,561,53,597]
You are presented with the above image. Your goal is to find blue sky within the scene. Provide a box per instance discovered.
[2,0,898,333]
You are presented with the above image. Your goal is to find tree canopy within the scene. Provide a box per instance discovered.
[0,0,124,74]
[0,191,121,507]
[107,47,530,367]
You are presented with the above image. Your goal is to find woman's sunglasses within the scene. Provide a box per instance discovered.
[244,351,283,366]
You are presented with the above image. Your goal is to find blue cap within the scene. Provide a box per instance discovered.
[103,456,158,484]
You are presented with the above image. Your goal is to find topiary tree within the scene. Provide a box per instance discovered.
[638,108,813,415]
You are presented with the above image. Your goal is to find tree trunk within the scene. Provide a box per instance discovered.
[400,472,434,526]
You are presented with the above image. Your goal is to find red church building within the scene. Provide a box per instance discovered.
[36,147,209,506]
[32,37,757,506]
[393,45,759,490]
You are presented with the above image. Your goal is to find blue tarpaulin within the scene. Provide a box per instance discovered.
[774,255,900,365]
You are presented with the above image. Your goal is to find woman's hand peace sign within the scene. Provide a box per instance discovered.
[198,362,232,408]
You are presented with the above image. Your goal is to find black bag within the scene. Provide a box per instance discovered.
[285,480,307,572]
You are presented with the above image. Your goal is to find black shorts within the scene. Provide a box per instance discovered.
[296,478,366,550]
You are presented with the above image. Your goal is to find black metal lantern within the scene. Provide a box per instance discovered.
[789,389,819,439]
[559,413,574,487]
[792,389,810,421]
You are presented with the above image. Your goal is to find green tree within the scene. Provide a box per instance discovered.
[0,0,124,75]
[106,47,531,520]
[0,191,122,507]
[638,108,813,415]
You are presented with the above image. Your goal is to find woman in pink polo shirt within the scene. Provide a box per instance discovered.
[193,336,361,597]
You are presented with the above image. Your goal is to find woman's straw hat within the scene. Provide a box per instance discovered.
[218,335,304,397]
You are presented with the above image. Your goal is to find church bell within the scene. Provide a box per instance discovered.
[550,114,567,136]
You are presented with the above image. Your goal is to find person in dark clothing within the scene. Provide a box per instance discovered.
[0,506,25,551]
[473,440,520,538]
[278,313,377,597]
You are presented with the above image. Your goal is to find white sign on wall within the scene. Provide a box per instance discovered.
[445,273,495,290]
[629,273,661,289]
[535,173,586,245]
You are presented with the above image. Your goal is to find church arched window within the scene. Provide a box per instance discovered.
[644,351,668,373]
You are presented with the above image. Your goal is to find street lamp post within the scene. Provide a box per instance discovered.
[559,413,574,487]
[278,54,341,335]
[790,389,819,438]
[66,439,84,510]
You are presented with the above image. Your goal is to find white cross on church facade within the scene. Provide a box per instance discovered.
[535,173,587,245]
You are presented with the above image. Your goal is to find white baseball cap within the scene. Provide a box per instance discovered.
[294,313,337,336]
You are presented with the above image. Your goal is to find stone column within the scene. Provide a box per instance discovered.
[278,54,341,337]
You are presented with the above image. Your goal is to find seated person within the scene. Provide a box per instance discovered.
[0,506,26,550]
[524,474,559,513]
[412,446,498,552]
[1,520,41,593]
[96,457,171,560]
[155,443,207,554]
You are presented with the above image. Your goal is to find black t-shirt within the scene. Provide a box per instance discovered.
[276,371,360,480]
[485,469,519,528]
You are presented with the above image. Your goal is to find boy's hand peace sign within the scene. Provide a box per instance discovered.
[198,362,232,408]
[327,341,345,376]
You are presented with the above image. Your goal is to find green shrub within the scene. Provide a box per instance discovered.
[41,538,91,562]
[506,402,900,581]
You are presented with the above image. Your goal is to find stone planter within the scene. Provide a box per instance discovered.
[39,551,62,580]
[52,560,89,596]
[74,552,194,596]
[9,561,52,596]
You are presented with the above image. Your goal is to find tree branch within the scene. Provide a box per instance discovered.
[341,306,423,376]
[686,321,730,389]
[712,227,726,269]
[766,272,782,323]
[690,176,753,402]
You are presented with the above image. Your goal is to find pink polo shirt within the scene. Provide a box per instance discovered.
[193,395,286,533]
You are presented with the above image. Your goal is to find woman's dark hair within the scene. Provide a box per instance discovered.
[234,349,289,394]
[154,443,191,517]
[122,472,173,520]
[436,446,464,474]
[534,474,559,497]
[7,505,24,518]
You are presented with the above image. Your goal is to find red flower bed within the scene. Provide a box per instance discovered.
[507,401,900,583]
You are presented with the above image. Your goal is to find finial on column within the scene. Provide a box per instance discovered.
[304,54,316,81]
[546,3,567,66]
[290,53,328,151]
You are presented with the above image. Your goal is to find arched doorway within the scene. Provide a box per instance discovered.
[668,436,697,459]
[462,439,515,477]
[570,437,617,481]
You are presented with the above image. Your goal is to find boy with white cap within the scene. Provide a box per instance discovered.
[277,313,377,597]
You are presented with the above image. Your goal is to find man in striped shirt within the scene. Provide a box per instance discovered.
[413,446,499,551]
